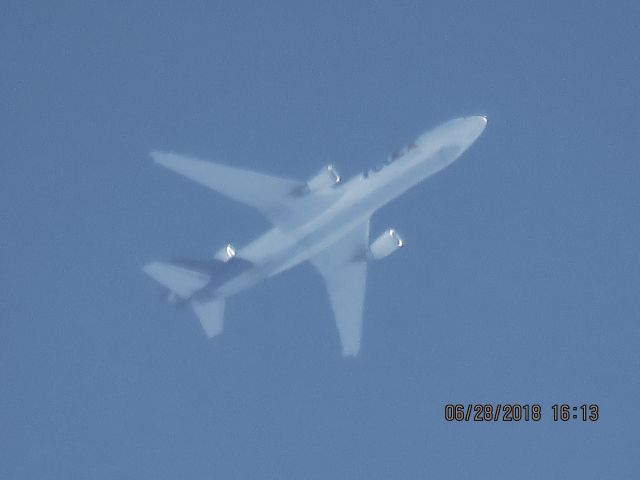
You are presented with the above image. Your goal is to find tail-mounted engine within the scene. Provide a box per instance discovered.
[214,243,236,262]
[368,228,404,260]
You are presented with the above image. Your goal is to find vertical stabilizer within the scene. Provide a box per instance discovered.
[190,298,225,338]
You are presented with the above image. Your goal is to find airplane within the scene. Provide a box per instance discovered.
[143,115,488,356]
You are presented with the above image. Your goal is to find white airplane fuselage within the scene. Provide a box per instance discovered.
[199,116,487,301]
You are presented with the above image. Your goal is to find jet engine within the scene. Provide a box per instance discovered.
[368,229,404,260]
[214,243,236,262]
[306,165,341,192]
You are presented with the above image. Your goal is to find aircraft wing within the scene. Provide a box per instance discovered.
[151,151,340,229]
[310,219,370,357]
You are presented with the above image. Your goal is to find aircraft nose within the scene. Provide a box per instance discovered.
[460,115,488,146]
[468,115,488,135]
[414,115,488,151]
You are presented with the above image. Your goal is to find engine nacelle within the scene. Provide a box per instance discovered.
[306,164,340,192]
[214,243,236,262]
[368,229,404,260]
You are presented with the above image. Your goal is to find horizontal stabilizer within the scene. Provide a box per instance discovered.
[142,261,209,299]
[190,298,225,338]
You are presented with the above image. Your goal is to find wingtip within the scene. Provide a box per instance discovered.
[342,346,361,358]
[141,261,157,275]
[149,150,166,164]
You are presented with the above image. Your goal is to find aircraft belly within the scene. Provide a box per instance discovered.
[204,117,482,302]
[214,237,308,298]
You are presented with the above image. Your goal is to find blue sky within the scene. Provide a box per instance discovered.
[1,1,639,478]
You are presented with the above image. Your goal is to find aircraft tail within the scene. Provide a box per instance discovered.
[190,297,225,338]
[143,261,210,299]
[143,260,227,338]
